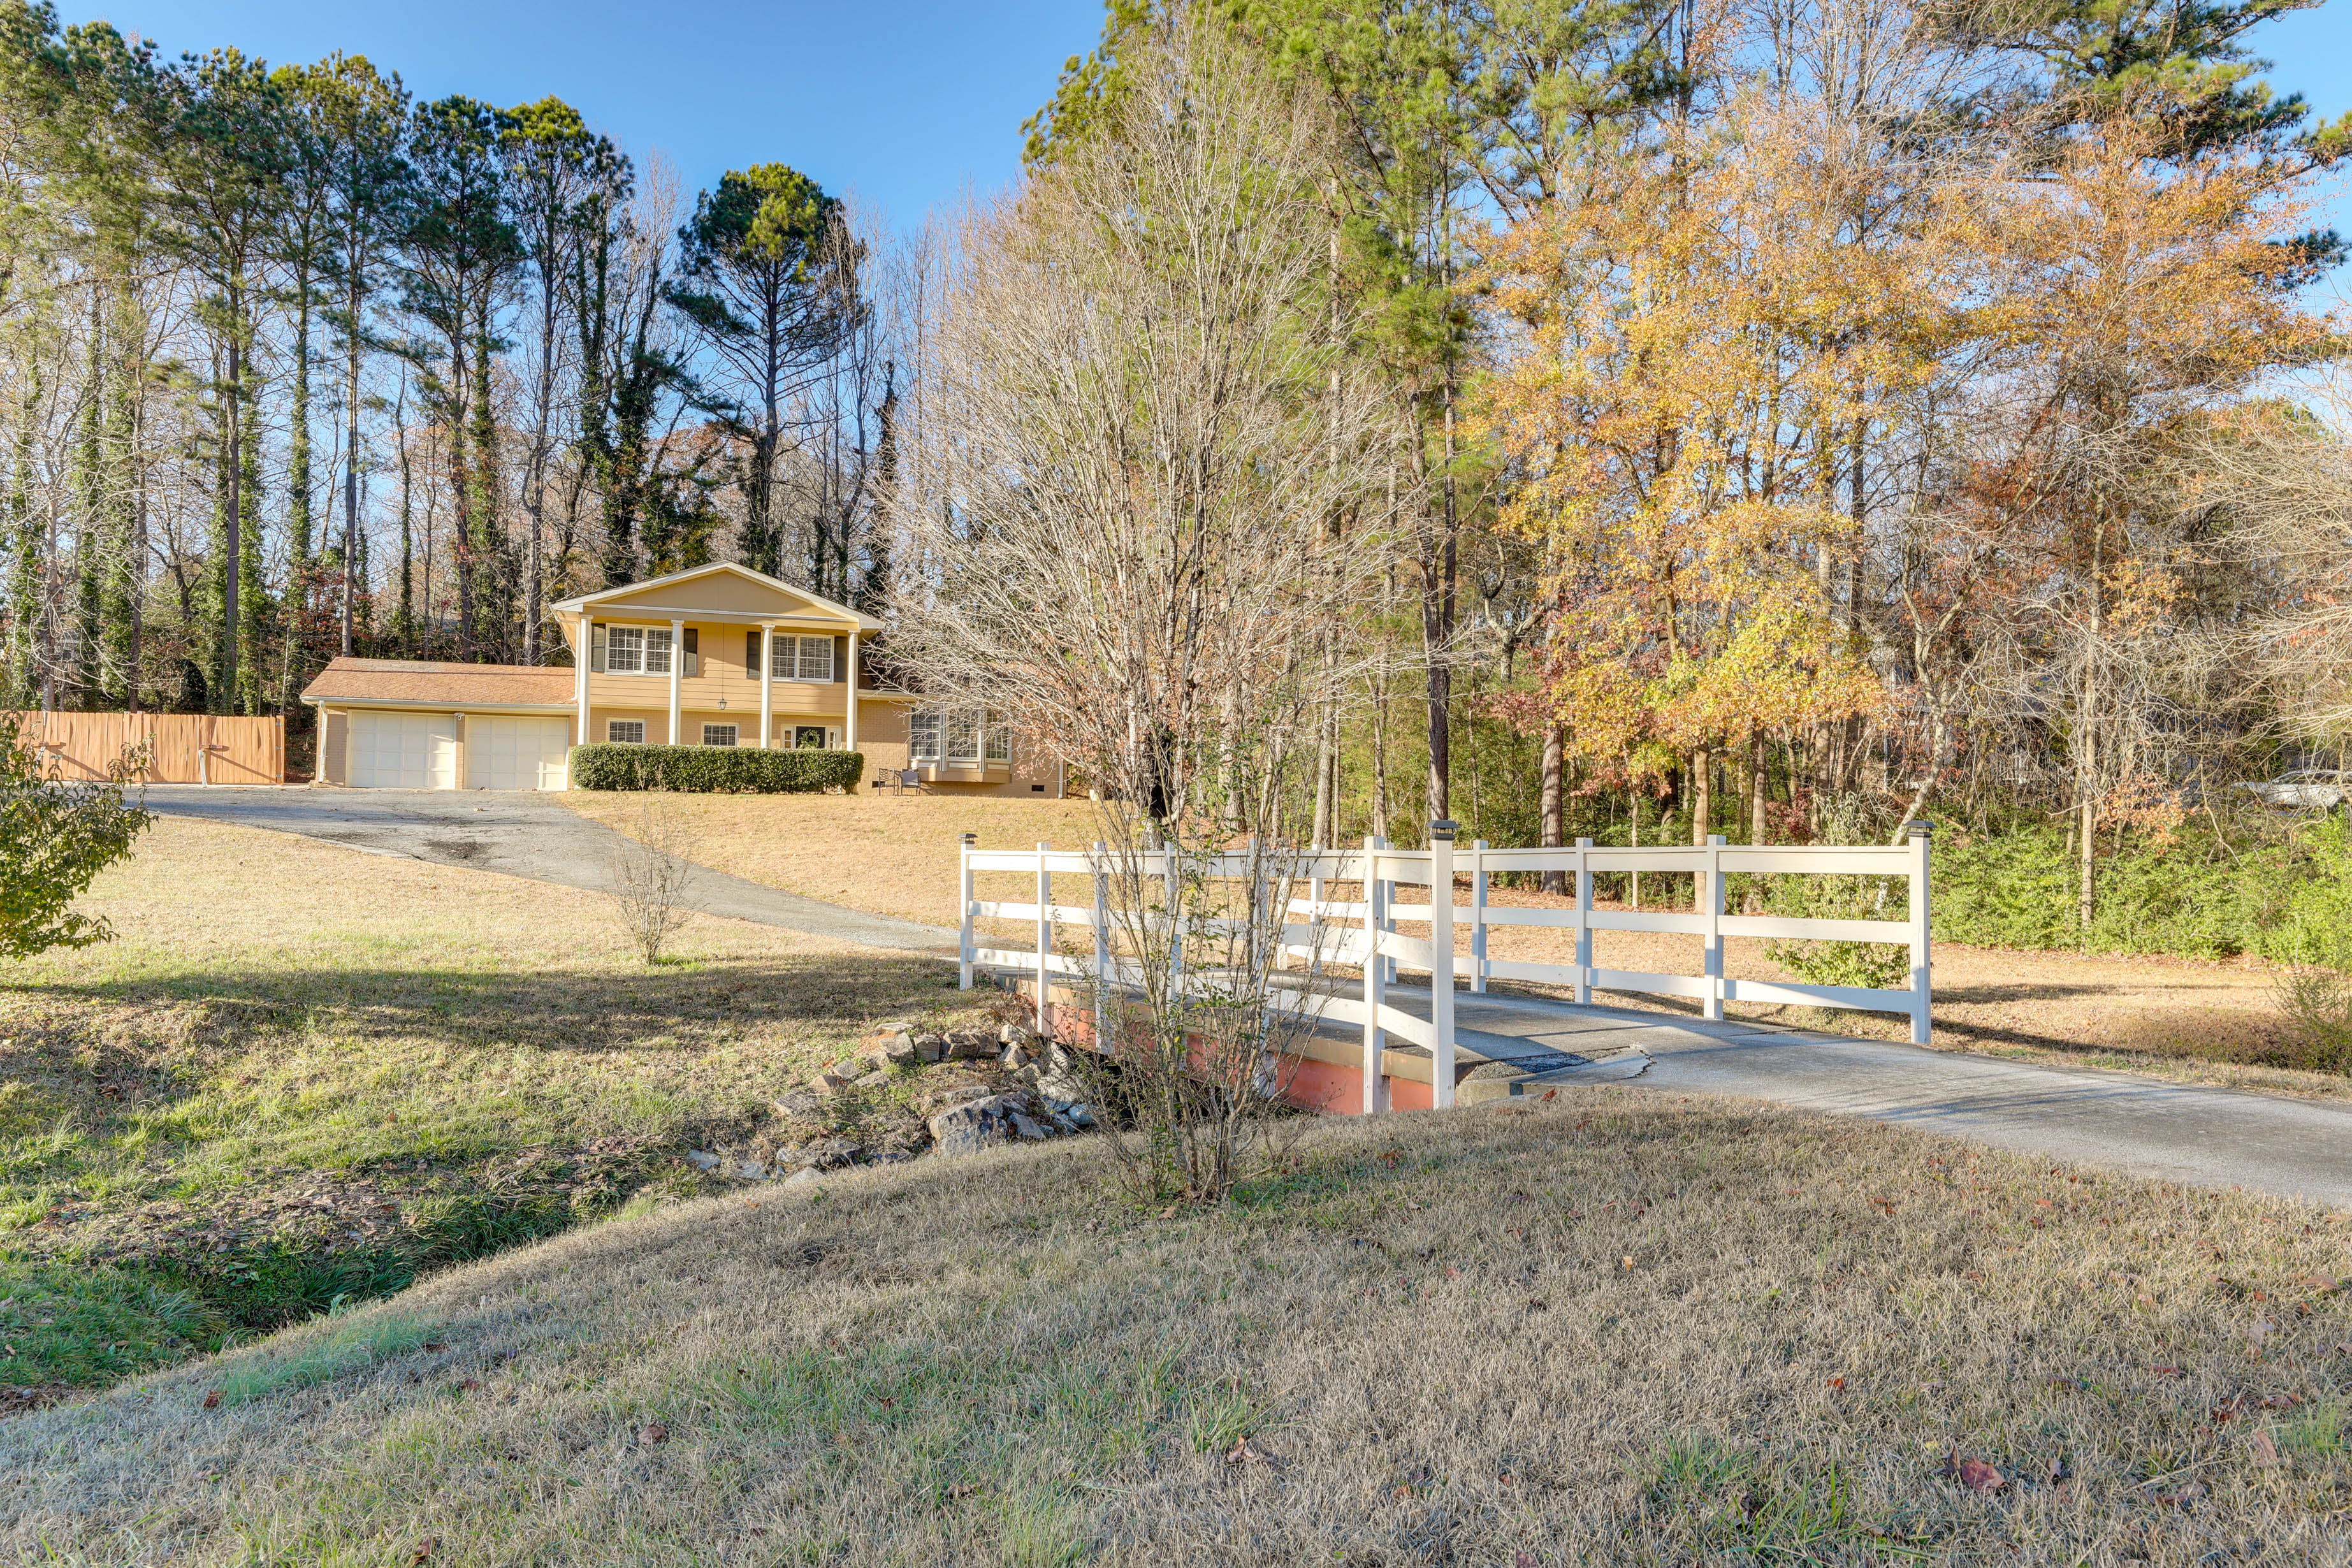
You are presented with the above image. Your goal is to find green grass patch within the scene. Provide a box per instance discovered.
[209,1307,439,1406]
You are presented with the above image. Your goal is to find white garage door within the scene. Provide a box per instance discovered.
[351,712,458,789]
[465,716,572,791]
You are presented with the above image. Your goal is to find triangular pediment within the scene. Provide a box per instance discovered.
[553,563,880,628]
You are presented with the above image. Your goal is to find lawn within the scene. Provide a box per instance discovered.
[567,794,2348,1099]
[5,1086,2348,1564]
[0,816,985,1398]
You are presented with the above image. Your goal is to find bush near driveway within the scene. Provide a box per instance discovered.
[569,743,862,794]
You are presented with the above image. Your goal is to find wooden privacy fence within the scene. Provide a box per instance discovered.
[6,711,285,785]
[959,822,1933,1114]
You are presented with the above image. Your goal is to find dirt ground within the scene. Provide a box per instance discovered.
[565,795,2340,1100]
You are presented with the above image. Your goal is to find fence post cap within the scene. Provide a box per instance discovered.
[959,831,977,846]
[1905,818,1933,838]
[1708,833,1727,846]
[1428,819,1458,843]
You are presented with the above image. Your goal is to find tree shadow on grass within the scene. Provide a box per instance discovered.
[8,950,966,1063]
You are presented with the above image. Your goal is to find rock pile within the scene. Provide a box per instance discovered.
[683,1019,1105,1186]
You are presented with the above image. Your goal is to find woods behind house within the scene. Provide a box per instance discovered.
[7,0,2352,952]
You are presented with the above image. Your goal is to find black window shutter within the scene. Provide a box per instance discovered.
[746,630,760,674]
[833,635,847,683]
[683,627,699,677]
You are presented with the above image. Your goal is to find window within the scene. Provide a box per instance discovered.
[607,720,645,744]
[606,626,644,673]
[703,724,738,748]
[768,634,834,681]
[913,708,1009,766]
[793,725,828,750]
[946,710,978,762]
[644,627,674,674]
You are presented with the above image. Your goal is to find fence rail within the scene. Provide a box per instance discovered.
[959,823,1933,1115]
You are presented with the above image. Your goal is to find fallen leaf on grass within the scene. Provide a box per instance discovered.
[1527,1297,1548,1310]
[2152,1366,2184,1379]
[456,1379,481,1393]
[200,1391,221,1409]
[2249,1431,2279,1466]
[1946,1453,2004,1492]
[420,1342,446,1353]
[946,1482,983,1501]
[410,1540,438,1565]
[1826,1376,1845,1391]
[1225,1436,1281,1468]
[639,1421,669,1444]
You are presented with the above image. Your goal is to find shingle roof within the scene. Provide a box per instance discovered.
[300,657,576,709]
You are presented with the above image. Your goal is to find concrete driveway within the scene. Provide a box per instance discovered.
[140,785,959,956]
[1354,982,2352,1211]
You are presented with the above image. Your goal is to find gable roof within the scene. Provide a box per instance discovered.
[300,658,576,710]
[550,562,883,630]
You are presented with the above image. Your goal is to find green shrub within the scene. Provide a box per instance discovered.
[570,743,862,794]
[1925,815,2352,962]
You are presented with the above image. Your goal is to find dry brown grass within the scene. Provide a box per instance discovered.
[562,790,1100,927]
[8,1087,2350,1565]
[0,817,980,1388]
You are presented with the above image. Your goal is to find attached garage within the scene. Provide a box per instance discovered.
[303,660,579,790]
[350,711,458,789]
[464,715,571,790]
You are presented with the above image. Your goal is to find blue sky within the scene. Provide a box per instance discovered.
[77,0,1110,228]
[66,0,2352,244]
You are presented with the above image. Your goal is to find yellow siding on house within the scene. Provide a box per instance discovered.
[586,572,846,618]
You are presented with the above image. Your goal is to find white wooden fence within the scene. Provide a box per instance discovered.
[959,822,1933,1115]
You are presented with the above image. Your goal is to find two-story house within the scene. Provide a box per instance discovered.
[299,562,1061,797]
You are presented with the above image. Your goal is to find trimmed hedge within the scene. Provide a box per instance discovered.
[569,743,863,794]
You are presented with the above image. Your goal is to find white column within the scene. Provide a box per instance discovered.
[759,623,774,750]
[958,832,976,989]
[1470,839,1489,994]
[1908,820,1934,1045]
[1574,837,1594,1006]
[845,630,860,754]
[667,617,684,745]
[1361,834,1386,1115]
[1034,841,1051,1036]
[574,615,590,748]
[1704,832,1727,1021]
[1429,820,1456,1110]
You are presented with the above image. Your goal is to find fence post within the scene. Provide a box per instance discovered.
[1430,820,1456,1110]
[1470,839,1489,994]
[1034,842,1052,1036]
[1092,841,1111,1052]
[1361,834,1385,1115]
[1574,837,1594,1005]
[959,832,976,990]
[1704,833,1727,1022]
[1307,848,1323,980]
[1165,843,1183,1003]
[1908,819,1933,1045]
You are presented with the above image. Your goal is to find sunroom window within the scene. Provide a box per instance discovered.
[911,708,1008,766]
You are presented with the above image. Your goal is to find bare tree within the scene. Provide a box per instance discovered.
[890,13,1390,1201]
[605,797,697,966]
